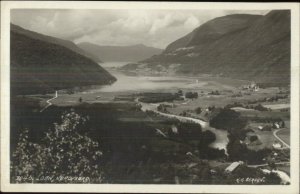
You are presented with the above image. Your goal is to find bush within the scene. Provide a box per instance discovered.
[11,111,104,183]
[185,92,198,99]
[209,90,220,95]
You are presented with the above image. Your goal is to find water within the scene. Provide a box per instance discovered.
[88,65,229,151]
[87,69,206,93]
[99,62,130,68]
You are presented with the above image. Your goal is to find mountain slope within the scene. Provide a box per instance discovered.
[77,42,163,62]
[124,11,290,86]
[11,24,116,95]
[11,24,102,63]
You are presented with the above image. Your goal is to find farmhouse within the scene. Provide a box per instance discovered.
[225,161,244,173]
[241,82,259,92]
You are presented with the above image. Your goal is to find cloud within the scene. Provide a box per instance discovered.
[11,9,269,49]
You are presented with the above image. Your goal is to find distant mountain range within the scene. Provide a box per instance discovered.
[77,42,163,62]
[11,24,116,95]
[122,10,290,86]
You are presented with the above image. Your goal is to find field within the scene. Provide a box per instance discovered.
[263,103,290,110]
[276,128,290,145]
[12,72,290,184]
[247,129,277,150]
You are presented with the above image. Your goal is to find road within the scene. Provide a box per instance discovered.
[137,99,229,152]
[248,162,290,168]
[273,128,290,149]
[40,91,58,112]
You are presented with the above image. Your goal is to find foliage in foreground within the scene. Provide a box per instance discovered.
[11,111,104,183]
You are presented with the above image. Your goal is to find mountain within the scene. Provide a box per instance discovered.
[11,24,116,95]
[123,11,290,86]
[11,24,102,63]
[77,42,163,62]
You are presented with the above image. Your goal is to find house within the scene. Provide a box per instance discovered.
[272,142,282,150]
[273,122,280,129]
[210,169,217,174]
[171,125,178,134]
[225,161,244,173]
[241,82,259,92]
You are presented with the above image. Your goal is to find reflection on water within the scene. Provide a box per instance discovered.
[88,70,207,93]
[86,65,228,150]
[99,62,130,68]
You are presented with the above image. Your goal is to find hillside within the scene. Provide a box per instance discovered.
[11,24,102,63]
[77,42,163,62]
[11,24,116,95]
[123,11,290,86]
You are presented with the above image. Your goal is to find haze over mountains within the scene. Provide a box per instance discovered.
[77,42,163,62]
[10,10,290,96]
[123,10,290,85]
[11,24,116,95]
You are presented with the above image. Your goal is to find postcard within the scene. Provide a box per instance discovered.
[1,1,299,193]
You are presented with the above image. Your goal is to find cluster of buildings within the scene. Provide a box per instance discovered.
[241,82,260,92]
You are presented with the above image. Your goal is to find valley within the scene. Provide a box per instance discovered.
[12,68,290,184]
[9,9,292,185]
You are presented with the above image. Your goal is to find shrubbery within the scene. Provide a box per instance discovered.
[11,111,104,183]
[185,92,198,99]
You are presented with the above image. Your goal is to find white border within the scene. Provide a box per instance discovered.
[1,1,299,193]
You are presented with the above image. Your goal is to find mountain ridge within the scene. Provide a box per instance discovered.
[11,24,116,95]
[123,11,290,86]
[77,42,163,62]
[11,24,103,63]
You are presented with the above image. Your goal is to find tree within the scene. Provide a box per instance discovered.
[226,134,248,161]
[177,89,183,96]
[185,92,198,99]
[210,108,247,131]
[11,111,104,183]
[195,107,202,114]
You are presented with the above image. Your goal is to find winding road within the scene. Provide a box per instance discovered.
[273,128,290,149]
[40,91,58,112]
[137,100,229,152]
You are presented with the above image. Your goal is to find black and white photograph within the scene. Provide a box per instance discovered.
[1,1,299,193]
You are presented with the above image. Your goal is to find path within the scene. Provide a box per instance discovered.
[155,128,168,138]
[273,128,290,149]
[248,162,290,168]
[40,91,58,112]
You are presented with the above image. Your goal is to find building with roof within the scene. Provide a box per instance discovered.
[225,161,244,174]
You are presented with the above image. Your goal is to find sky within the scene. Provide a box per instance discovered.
[11,9,270,49]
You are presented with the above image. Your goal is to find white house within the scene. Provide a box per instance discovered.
[171,125,178,134]
[274,123,280,129]
[225,161,244,173]
[272,143,282,149]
